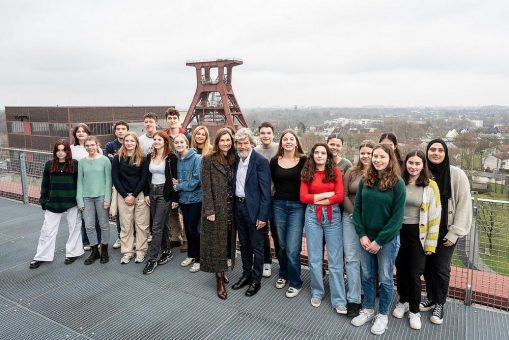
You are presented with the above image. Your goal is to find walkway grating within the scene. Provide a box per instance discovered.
[0,197,508,340]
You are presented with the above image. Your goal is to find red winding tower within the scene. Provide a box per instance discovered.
[182,58,247,131]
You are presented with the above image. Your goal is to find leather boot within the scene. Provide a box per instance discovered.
[84,245,100,265]
[216,272,227,300]
[100,244,109,264]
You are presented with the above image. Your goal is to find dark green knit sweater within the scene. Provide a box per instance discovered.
[353,178,406,246]
[39,160,79,213]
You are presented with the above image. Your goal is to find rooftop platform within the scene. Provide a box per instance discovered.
[0,198,508,340]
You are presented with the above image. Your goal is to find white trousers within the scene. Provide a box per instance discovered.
[34,206,85,261]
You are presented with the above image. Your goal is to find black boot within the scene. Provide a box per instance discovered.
[100,244,109,264]
[84,245,100,265]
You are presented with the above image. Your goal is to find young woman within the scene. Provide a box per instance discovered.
[327,134,352,174]
[30,140,83,268]
[270,129,306,298]
[142,131,179,275]
[393,150,441,330]
[379,132,403,168]
[421,139,472,325]
[112,132,149,264]
[77,136,112,265]
[300,143,346,313]
[351,144,406,335]
[342,139,376,317]
[200,128,237,299]
[173,133,202,273]
[191,125,213,156]
[70,123,101,250]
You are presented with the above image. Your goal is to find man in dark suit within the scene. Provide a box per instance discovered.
[231,128,271,297]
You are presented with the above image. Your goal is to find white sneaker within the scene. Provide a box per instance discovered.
[409,312,422,330]
[112,239,121,249]
[120,254,131,264]
[147,233,152,243]
[275,278,287,289]
[262,263,272,277]
[310,297,321,308]
[351,308,375,327]
[335,305,348,315]
[189,262,200,272]
[371,314,388,335]
[83,245,91,251]
[180,257,194,267]
[134,255,145,263]
[392,302,409,319]
[285,287,301,298]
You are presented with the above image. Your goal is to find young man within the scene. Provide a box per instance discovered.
[162,107,190,252]
[254,122,280,278]
[231,128,271,297]
[139,112,158,156]
[104,121,129,249]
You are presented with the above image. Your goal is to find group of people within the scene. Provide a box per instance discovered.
[30,112,473,336]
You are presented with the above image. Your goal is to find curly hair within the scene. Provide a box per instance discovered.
[51,139,75,173]
[301,143,337,184]
[364,143,401,191]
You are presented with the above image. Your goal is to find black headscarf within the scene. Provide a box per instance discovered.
[426,138,451,233]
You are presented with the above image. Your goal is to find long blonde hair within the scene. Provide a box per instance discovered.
[117,132,144,167]
[191,126,213,156]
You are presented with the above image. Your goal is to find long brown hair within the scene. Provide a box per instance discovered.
[72,123,91,146]
[191,126,213,156]
[212,128,236,166]
[365,143,401,191]
[276,129,304,158]
[402,149,431,187]
[349,139,376,179]
[301,143,337,184]
[117,132,144,167]
[151,131,171,159]
[51,139,75,173]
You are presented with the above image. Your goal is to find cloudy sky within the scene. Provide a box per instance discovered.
[1,0,508,109]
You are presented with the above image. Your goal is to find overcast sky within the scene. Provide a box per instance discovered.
[1,0,508,109]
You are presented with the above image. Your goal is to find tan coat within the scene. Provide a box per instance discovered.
[200,155,236,272]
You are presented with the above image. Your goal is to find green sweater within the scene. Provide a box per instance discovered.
[353,178,406,246]
[77,155,112,208]
[39,160,79,213]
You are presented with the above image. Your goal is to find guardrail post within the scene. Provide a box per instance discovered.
[465,198,478,306]
[19,151,29,204]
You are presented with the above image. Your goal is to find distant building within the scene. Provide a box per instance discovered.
[5,106,172,152]
[483,153,509,171]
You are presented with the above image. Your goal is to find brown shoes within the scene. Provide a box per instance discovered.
[216,272,227,300]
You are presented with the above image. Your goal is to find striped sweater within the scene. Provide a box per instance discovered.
[418,179,442,253]
[39,160,79,213]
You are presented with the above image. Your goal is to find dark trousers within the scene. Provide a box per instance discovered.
[235,199,264,284]
[263,218,279,264]
[423,233,456,305]
[81,216,102,245]
[148,185,170,260]
[180,202,201,262]
[395,224,426,313]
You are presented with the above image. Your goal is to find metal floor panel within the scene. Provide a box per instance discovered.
[0,198,508,340]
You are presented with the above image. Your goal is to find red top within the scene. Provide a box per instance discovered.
[300,168,344,223]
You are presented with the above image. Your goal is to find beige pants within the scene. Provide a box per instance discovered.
[117,192,150,257]
[168,207,186,244]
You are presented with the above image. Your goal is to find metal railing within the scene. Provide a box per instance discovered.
[1,147,508,311]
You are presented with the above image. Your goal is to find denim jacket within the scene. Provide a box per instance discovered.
[176,148,202,204]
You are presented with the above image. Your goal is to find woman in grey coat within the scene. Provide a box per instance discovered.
[200,128,237,300]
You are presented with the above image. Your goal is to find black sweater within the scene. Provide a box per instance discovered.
[112,156,148,198]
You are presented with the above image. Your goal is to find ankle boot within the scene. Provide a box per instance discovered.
[84,245,100,265]
[216,272,227,300]
[100,244,109,264]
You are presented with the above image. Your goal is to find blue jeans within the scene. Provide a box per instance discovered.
[342,212,362,304]
[305,204,346,308]
[273,200,305,289]
[82,196,110,246]
[81,216,102,246]
[360,235,399,315]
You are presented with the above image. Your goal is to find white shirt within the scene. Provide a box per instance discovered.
[139,134,154,156]
[235,149,252,198]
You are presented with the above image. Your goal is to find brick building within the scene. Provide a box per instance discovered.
[5,106,173,151]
